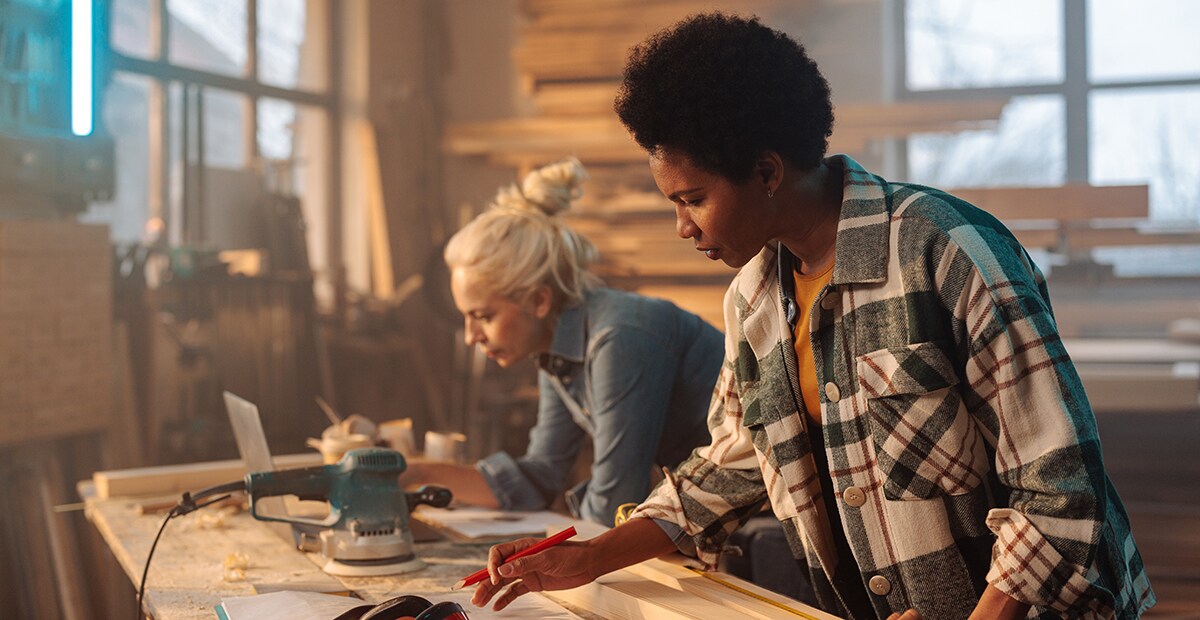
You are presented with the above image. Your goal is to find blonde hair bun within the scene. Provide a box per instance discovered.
[493,157,588,216]
[444,157,601,309]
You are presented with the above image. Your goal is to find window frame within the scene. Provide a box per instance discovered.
[107,0,342,265]
[892,0,1200,187]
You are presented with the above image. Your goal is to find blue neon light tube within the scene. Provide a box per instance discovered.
[71,0,94,136]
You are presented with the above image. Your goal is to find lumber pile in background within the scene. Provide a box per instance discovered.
[441,0,1011,325]
[444,0,1200,414]
[446,0,1008,169]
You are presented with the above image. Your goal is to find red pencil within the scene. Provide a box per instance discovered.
[450,526,577,590]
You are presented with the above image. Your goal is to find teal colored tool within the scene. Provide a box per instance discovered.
[185,448,452,577]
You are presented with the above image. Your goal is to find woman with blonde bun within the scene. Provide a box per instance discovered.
[402,157,723,526]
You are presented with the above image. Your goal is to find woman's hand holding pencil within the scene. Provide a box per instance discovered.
[469,518,678,611]
[452,527,578,591]
[466,526,600,611]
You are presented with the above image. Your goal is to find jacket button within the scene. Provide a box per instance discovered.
[824,382,841,402]
[842,486,866,507]
[869,575,892,596]
[820,293,837,310]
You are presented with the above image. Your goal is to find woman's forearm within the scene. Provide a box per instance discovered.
[584,516,679,579]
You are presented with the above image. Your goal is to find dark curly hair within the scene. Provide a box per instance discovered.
[614,12,834,182]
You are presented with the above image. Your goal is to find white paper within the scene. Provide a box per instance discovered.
[413,506,580,539]
[218,590,364,619]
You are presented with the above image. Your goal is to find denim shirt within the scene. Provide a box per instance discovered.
[476,287,722,526]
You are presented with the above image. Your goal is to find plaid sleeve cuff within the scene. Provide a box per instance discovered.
[648,517,698,557]
[629,467,724,568]
[985,508,1115,617]
[476,451,548,512]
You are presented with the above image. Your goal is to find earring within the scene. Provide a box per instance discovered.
[767,189,775,199]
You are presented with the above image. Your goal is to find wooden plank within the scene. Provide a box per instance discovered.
[93,452,324,499]
[550,565,841,620]
[624,558,840,620]
[520,0,773,19]
[553,525,830,619]
[448,98,1009,164]
[533,83,622,117]
[1076,364,1199,413]
[1063,338,1200,364]
[1169,318,1200,343]
[39,453,89,620]
[362,124,395,299]
[1064,225,1200,249]
[523,1,775,33]
[549,570,713,620]
[1009,228,1062,251]
[947,185,1149,221]
[534,82,1007,129]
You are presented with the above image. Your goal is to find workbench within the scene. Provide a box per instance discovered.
[79,482,598,620]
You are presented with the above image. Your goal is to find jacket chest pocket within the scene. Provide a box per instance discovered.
[857,341,988,500]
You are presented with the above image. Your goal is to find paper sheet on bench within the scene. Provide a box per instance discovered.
[413,506,579,539]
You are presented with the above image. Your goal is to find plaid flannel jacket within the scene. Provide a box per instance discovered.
[631,155,1155,619]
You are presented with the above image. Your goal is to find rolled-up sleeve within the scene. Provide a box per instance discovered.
[630,282,769,568]
[953,239,1145,616]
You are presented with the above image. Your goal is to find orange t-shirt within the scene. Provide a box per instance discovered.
[792,261,835,424]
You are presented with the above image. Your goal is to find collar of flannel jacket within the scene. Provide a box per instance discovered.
[736,154,895,364]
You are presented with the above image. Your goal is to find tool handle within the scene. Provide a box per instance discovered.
[406,485,452,509]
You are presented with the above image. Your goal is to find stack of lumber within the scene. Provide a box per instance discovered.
[442,0,1012,325]
[945,184,1200,253]
[447,2,1200,336]
[444,0,1009,169]
[564,182,1199,328]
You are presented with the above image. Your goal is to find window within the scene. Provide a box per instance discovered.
[91,0,338,293]
[905,0,1062,90]
[898,0,1200,224]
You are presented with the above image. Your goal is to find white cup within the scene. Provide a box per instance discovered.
[379,419,417,457]
[424,431,467,464]
[307,433,375,464]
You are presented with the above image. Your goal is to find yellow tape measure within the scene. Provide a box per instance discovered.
[613,503,639,526]
[685,567,826,620]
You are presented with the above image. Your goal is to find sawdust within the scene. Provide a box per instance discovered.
[88,497,606,619]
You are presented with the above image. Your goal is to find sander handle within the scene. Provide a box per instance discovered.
[406,485,453,509]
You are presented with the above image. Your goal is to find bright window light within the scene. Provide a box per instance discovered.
[72,0,94,136]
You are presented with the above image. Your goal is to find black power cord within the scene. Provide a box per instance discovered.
[134,480,246,620]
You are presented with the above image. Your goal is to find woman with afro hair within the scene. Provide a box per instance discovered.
[471,12,1153,620]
